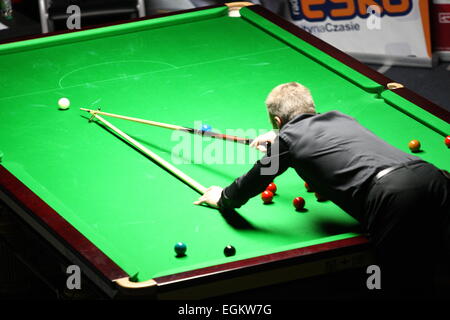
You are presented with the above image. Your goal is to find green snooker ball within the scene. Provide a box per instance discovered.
[174,242,187,257]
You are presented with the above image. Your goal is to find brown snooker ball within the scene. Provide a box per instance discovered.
[408,139,421,152]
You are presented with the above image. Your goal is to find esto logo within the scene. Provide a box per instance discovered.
[288,0,413,22]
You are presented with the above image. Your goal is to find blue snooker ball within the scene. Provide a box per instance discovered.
[201,124,212,132]
[174,242,187,256]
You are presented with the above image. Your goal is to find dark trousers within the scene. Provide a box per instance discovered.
[364,161,450,298]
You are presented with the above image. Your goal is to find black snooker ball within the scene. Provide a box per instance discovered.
[224,245,236,257]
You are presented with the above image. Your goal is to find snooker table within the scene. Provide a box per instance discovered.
[0,2,449,299]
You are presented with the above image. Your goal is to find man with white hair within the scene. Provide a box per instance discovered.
[195,82,450,297]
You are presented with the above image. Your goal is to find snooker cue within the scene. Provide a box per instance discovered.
[87,112,207,195]
[80,108,253,145]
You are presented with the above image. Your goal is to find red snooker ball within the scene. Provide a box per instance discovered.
[261,190,274,204]
[266,182,277,194]
[304,182,312,192]
[315,192,327,202]
[445,136,450,148]
[293,197,305,210]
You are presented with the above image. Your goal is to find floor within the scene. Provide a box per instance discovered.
[368,62,450,112]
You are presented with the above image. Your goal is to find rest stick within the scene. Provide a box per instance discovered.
[88,113,207,195]
[80,108,183,131]
[80,108,253,145]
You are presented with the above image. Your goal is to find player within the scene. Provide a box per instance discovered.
[194,82,450,297]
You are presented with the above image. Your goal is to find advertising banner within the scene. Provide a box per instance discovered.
[257,0,435,67]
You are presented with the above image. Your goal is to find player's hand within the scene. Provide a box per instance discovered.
[250,130,277,153]
[194,186,223,208]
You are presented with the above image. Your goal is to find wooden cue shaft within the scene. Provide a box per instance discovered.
[90,113,207,195]
[80,108,253,145]
[80,108,183,131]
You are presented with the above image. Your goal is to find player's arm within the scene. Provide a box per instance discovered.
[195,137,290,209]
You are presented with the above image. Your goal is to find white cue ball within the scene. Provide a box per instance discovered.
[58,98,70,110]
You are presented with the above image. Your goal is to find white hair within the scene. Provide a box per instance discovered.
[265,82,316,126]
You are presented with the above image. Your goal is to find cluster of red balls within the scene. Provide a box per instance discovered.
[261,183,277,204]
[260,181,326,211]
